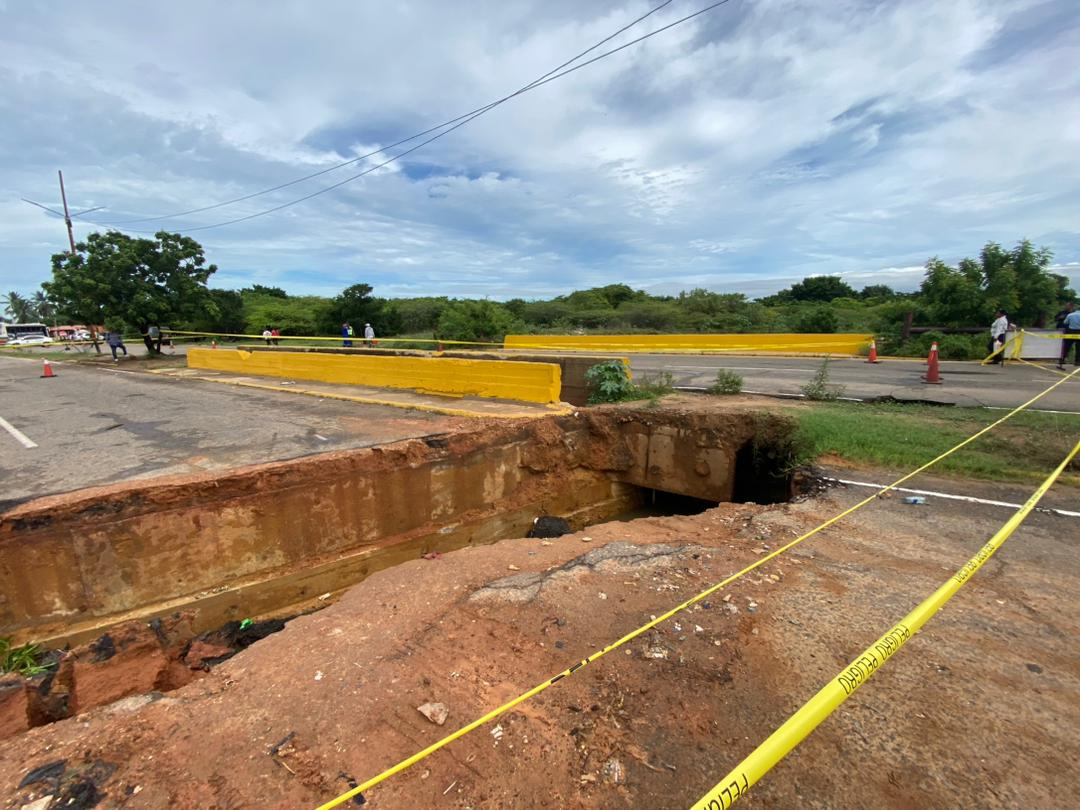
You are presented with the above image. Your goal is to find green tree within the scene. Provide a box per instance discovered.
[859,284,895,300]
[436,300,522,344]
[795,305,839,333]
[244,295,327,336]
[3,291,34,322]
[764,275,856,304]
[45,230,217,353]
[1009,239,1059,325]
[241,284,288,299]
[32,291,57,324]
[319,283,386,334]
[591,283,644,308]
[186,289,245,334]
[918,240,1069,327]
[919,258,989,326]
[389,297,449,333]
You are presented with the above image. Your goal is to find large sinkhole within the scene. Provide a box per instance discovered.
[0,404,799,735]
[1,407,797,651]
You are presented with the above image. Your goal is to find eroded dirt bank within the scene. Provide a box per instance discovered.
[2,474,1077,809]
[1,401,795,648]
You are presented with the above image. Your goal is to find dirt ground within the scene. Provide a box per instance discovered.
[2,468,1078,809]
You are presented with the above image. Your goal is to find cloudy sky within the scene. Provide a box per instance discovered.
[2,0,1078,301]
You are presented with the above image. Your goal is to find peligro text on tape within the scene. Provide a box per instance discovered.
[689,437,1080,810]
[316,368,1078,810]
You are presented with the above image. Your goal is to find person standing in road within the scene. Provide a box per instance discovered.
[988,309,1009,365]
[1055,302,1076,368]
[364,323,375,347]
[106,329,127,361]
[1060,306,1080,369]
[342,322,353,347]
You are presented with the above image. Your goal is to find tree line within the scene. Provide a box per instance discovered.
[8,230,1075,358]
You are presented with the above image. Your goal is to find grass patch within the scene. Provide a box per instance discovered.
[795,402,1080,484]
[0,638,53,677]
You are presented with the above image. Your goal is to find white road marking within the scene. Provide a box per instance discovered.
[0,415,37,448]
[825,477,1080,518]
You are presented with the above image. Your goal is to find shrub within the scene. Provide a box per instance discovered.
[801,356,846,401]
[436,300,523,344]
[634,371,675,398]
[795,305,839,334]
[585,361,637,404]
[709,369,743,395]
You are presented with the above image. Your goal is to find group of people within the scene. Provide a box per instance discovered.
[261,327,281,346]
[341,322,375,348]
[987,302,1080,367]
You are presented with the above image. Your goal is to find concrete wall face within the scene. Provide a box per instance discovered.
[187,348,562,404]
[505,333,873,355]
[0,409,784,646]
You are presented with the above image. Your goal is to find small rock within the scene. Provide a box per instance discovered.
[581,536,593,543]
[540,541,554,547]
[491,724,504,743]
[723,602,739,615]
[417,702,449,726]
[598,592,607,600]
[314,671,324,681]
[508,565,520,571]
[694,625,704,634]
[601,758,625,784]
[317,592,332,601]
[22,798,53,810]
[579,773,597,783]
[1026,663,1043,674]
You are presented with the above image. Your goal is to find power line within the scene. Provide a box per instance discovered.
[96,0,677,226]
[171,0,734,234]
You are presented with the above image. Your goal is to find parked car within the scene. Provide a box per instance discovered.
[7,335,54,346]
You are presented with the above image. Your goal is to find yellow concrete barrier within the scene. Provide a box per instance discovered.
[504,333,873,355]
[187,349,561,404]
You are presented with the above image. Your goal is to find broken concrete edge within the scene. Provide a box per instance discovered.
[0,612,298,741]
[470,541,694,604]
[150,368,576,419]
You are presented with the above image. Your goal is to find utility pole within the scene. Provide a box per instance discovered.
[21,174,102,255]
[58,170,77,254]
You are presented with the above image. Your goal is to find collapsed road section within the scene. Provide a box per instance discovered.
[1,405,800,653]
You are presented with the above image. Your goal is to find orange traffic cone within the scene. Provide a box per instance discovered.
[40,359,56,379]
[866,339,881,364]
[922,341,943,384]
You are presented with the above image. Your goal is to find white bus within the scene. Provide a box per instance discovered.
[0,322,53,345]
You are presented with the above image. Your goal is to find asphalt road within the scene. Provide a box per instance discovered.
[629,354,1080,411]
[0,355,457,506]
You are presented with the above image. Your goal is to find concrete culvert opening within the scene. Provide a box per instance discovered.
[0,403,800,737]
[731,438,799,505]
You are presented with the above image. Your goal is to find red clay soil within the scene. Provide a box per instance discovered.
[2,476,1078,809]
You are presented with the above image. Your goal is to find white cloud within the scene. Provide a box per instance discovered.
[1,0,1077,301]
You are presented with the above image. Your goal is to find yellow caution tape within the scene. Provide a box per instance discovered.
[314,369,1079,810]
[690,436,1080,810]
